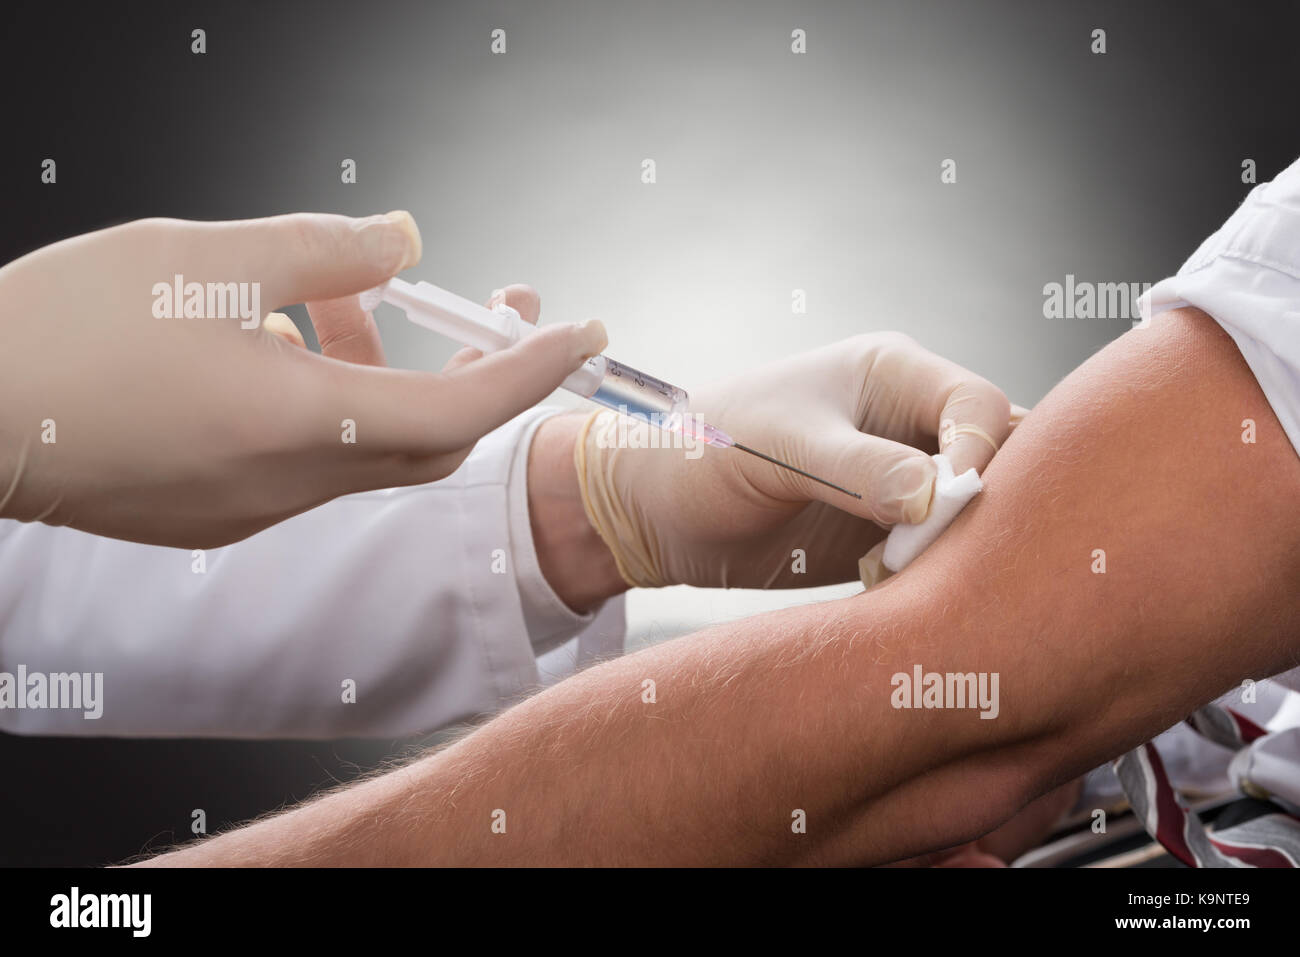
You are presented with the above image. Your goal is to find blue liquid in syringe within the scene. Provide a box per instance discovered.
[590,358,684,422]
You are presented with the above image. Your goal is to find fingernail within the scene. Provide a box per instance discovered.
[385,210,422,270]
[360,210,422,273]
[262,311,305,347]
[573,319,608,359]
[899,466,936,524]
[488,288,505,306]
[859,544,893,589]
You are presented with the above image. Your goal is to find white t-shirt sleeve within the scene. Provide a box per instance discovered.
[1141,157,1300,461]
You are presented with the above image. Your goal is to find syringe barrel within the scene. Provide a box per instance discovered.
[385,278,522,353]
[578,355,689,422]
[373,277,690,422]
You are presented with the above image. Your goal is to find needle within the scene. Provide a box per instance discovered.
[731,443,862,500]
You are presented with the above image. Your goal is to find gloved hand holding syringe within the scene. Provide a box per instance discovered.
[362,277,862,499]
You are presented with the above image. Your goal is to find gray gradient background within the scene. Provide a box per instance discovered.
[2,0,1299,864]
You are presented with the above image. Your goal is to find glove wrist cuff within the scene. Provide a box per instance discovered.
[573,409,668,589]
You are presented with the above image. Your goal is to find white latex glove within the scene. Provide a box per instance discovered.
[0,213,607,547]
[575,332,1023,589]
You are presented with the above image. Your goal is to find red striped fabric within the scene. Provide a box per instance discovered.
[1114,702,1300,868]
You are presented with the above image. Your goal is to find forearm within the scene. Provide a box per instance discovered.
[143,591,945,866]
[144,541,1032,865]
[144,566,1064,866]
[526,412,627,613]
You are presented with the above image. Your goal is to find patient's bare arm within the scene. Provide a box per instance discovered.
[143,308,1300,866]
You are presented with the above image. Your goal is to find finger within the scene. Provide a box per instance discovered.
[863,337,1012,476]
[261,312,306,349]
[320,319,609,457]
[932,846,1007,868]
[181,211,423,309]
[441,346,483,374]
[1008,403,1032,431]
[935,377,1012,476]
[435,320,608,447]
[305,295,387,366]
[494,284,541,325]
[802,426,937,526]
[437,285,539,374]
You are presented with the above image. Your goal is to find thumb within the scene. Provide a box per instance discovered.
[433,319,608,448]
[814,428,937,526]
[261,311,306,349]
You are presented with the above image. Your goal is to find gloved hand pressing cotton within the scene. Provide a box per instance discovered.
[857,453,983,587]
[0,214,605,548]
[573,332,1021,590]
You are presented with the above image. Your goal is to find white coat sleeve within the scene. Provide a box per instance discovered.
[0,407,626,738]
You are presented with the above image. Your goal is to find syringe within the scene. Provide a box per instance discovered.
[360,277,860,499]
